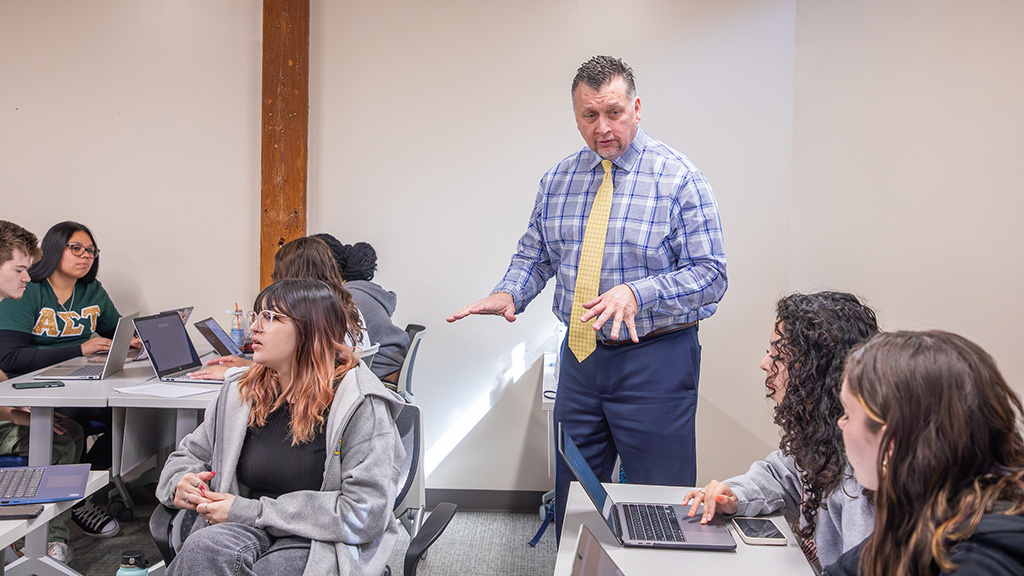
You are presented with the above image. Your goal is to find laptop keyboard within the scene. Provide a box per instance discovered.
[0,468,44,499]
[66,364,104,378]
[623,503,685,542]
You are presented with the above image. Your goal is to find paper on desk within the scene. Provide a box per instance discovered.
[114,383,211,398]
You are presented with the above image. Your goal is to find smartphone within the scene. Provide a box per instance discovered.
[0,504,44,520]
[731,517,788,546]
[12,380,65,390]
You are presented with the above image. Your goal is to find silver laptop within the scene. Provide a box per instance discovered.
[558,425,736,551]
[35,312,140,380]
[193,317,245,358]
[0,464,91,506]
[572,524,626,576]
[133,311,224,384]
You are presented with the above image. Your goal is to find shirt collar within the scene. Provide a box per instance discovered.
[583,128,648,173]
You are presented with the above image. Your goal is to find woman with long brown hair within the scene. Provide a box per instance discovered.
[827,331,1024,575]
[157,278,405,576]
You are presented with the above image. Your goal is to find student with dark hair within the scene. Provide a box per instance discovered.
[0,221,116,561]
[0,221,129,374]
[0,220,124,541]
[826,331,1024,576]
[157,279,404,576]
[684,292,878,570]
[312,234,408,385]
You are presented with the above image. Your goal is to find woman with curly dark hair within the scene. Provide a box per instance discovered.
[683,291,878,570]
[825,331,1024,575]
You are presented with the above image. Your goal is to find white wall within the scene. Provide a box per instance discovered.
[3,0,1020,495]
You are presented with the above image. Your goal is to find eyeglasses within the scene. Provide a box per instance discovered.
[247,309,289,331]
[66,243,100,258]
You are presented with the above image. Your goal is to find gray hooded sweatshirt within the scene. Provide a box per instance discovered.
[726,450,875,571]
[157,363,406,576]
[346,280,409,378]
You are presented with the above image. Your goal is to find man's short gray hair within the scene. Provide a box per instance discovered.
[571,56,636,100]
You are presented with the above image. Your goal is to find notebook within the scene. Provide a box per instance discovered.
[192,317,245,357]
[572,524,626,576]
[35,312,140,380]
[0,464,91,506]
[133,311,224,384]
[557,425,736,551]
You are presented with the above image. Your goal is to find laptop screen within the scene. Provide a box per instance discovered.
[134,312,201,375]
[193,317,244,356]
[572,525,625,576]
[559,426,620,539]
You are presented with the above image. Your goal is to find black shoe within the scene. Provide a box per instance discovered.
[71,498,120,538]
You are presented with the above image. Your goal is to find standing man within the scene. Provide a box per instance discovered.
[448,56,727,540]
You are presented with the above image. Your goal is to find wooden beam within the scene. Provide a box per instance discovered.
[260,0,310,290]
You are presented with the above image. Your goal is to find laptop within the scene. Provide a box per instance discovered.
[35,312,140,380]
[558,425,736,551]
[133,311,224,384]
[0,464,91,506]
[193,317,245,357]
[572,524,626,576]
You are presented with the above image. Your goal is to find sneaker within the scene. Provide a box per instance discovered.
[47,541,72,563]
[71,498,120,538]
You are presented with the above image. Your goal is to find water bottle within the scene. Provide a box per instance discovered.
[229,305,245,349]
[116,550,148,575]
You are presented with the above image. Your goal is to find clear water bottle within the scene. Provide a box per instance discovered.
[116,550,148,575]
[229,305,245,349]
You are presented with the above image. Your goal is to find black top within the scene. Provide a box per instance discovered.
[237,404,328,500]
[824,510,1024,576]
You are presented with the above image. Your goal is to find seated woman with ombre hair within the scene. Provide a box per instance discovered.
[157,278,405,576]
[826,331,1024,575]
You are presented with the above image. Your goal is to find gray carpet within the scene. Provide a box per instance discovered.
[65,483,557,576]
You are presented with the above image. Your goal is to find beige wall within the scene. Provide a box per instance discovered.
[2,0,1019,493]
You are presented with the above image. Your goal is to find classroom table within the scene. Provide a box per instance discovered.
[553,482,815,576]
[3,356,221,557]
[0,471,108,576]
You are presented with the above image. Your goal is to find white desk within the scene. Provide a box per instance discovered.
[554,482,814,576]
[0,471,108,576]
[3,358,220,532]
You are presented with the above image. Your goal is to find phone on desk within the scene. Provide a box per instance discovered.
[0,504,44,520]
[731,517,788,546]
[12,380,64,389]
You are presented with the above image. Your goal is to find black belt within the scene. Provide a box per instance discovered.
[597,321,697,347]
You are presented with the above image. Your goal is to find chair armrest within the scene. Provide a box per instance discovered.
[404,502,457,576]
[149,504,178,566]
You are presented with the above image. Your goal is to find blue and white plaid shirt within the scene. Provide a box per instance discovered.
[493,129,728,341]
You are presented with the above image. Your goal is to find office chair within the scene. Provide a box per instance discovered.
[148,402,456,576]
[396,324,426,403]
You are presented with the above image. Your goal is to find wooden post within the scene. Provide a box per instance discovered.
[260,0,310,289]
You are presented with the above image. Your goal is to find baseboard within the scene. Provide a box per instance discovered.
[426,489,548,513]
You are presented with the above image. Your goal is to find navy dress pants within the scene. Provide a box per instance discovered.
[553,325,700,544]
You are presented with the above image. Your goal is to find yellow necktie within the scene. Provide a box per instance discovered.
[568,159,614,362]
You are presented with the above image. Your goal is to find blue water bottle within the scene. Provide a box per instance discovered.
[117,550,148,575]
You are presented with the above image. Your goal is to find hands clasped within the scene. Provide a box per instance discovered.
[682,480,739,524]
[175,471,234,525]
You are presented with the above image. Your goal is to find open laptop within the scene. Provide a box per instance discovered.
[193,317,246,358]
[0,464,91,506]
[558,425,736,551]
[133,311,224,384]
[35,312,140,380]
[572,524,626,576]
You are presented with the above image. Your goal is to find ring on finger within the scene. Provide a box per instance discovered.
[192,480,201,488]
[185,493,191,504]
[699,489,706,495]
